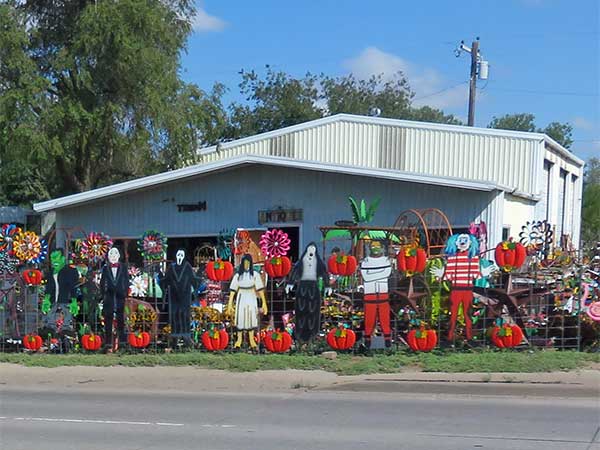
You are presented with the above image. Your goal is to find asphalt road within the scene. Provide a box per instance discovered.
[1,387,599,450]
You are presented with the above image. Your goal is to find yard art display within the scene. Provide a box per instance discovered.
[396,245,427,276]
[430,234,497,340]
[202,327,229,351]
[286,242,328,344]
[23,334,43,351]
[161,249,201,343]
[328,253,358,276]
[206,259,234,282]
[360,241,393,347]
[22,268,43,286]
[138,230,167,261]
[128,331,151,348]
[12,230,47,264]
[226,254,267,349]
[263,329,293,353]
[326,327,356,350]
[406,325,438,352]
[264,256,292,278]
[259,228,291,258]
[494,239,527,272]
[0,223,20,254]
[490,323,524,348]
[81,333,103,351]
[80,232,112,264]
[42,249,80,333]
[100,247,130,350]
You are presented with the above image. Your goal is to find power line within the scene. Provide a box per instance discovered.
[412,81,468,102]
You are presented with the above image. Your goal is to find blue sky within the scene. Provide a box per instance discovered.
[181,0,599,161]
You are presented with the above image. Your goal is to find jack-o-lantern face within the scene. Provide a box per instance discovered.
[456,234,471,252]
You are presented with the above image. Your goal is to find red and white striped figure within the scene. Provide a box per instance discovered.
[431,233,497,340]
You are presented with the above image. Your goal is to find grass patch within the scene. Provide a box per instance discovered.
[0,350,597,375]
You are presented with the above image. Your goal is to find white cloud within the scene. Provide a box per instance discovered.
[191,7,226,32]
[343,47,468,110]
[572,116,597,131]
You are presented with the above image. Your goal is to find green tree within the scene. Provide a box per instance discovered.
[225,67,462,138]
[0,0,225,205]
[488,113,536,132]
[541,122,573,149]
[582,157,600,248]
[488,113,573,148]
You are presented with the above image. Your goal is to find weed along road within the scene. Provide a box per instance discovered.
[1,379,599,450]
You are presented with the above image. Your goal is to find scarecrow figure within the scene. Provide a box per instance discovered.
[226,254,267,349]
[162,249,201,343]
[360,241,393,348]
[100,247,130,350]
[430,233,497,340]
[286,242,328,344]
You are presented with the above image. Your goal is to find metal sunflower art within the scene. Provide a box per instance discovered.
[80,232,113,263]
[138,230,167,261]
[12,230,47,264]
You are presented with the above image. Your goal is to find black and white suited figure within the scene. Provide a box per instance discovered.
[100,247,130,348]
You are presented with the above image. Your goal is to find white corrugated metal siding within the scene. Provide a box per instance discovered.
[203,119,540,195]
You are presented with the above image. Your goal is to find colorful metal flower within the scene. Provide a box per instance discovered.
[12,230,47,264]
[259,229,291,258]
[0,224,21,254]
[80,232,113,263]
[138,230,167,261]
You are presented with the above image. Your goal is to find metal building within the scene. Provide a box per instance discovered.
[33,114,584,258]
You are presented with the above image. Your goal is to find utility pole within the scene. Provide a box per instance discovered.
[467,39,479,126]
[455,37,488,127]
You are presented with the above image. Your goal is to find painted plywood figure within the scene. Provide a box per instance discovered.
[360,241,393,348]
[42,249,80,334]
[162,249,201,344]
[286,243,328,345]
[226,254,267,349]
[100,248,130,350]
[431,234,497,340]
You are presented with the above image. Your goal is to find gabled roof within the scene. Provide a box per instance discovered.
[199,113,584,166]
[33,154,501,213]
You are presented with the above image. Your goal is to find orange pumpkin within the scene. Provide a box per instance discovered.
[396,246,427,276]
[263,329,292,353]
[494,240,527,272]
[128,331,151,348]
[23,334,43,351]
[202,329,229,351]
[490,324,523,348]
[407,329,437,352]
[264,256,292,278]
[81,334,102,351]
[327,254,357,276]
[326,328,356,350]
[23,269,43,286]
[206,260,234,282]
